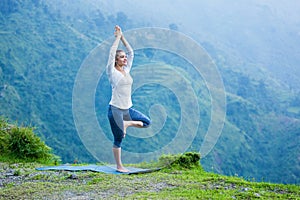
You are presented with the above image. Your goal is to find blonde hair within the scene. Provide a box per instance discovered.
[115,50,125,66]
[115,50,124,59]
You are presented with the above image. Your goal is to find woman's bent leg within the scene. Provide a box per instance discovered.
[128,107,151,127]
[122,107,151,134]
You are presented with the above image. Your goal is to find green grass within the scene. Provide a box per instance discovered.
[0,158,299,199]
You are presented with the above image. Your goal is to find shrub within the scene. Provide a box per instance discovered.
[0,117,10,154]
[0,116,57,163]
[159,152,201,169]
[8,126,53,160]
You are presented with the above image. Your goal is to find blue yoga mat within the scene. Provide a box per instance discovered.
[36,165,160,175]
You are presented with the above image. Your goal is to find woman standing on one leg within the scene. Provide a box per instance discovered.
[106,25,151,173]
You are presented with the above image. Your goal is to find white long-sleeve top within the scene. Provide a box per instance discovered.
[106,39,134,109]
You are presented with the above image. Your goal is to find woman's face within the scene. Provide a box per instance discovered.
[116,51,127,67]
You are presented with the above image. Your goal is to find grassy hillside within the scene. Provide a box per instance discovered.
[0,0,299,184]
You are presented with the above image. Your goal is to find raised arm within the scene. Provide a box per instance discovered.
[120,31,134,71]
[120,35,132,52]
[106,27,122,78]
[106,25,134,78]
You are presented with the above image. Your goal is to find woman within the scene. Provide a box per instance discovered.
[106,25,151,173]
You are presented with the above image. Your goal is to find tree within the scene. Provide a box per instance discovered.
[0,0,18,15]
[169,23,179,31]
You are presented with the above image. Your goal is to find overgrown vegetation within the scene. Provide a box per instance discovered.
[0,117,58,164]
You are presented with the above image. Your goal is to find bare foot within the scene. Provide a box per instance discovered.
[135,121,143,127]
[116,167,130,173]
[123,121,131,138]
[123,120,144,138]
